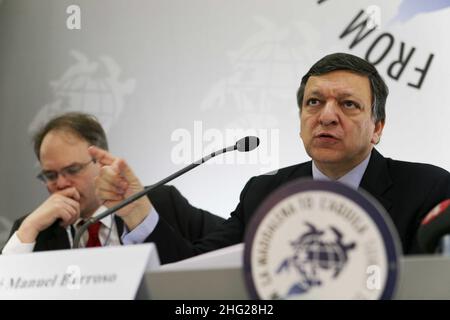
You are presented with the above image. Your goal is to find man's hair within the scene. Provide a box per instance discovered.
[296,52,388,123]
[33,112,108,160]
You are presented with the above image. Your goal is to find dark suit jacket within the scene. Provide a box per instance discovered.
[149,149,450,264]
[5,185,224,252]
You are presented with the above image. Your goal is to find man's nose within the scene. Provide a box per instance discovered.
[318,100,339,126]
[55,173,72,189]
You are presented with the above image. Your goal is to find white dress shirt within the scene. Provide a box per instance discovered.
[311,153,371,189]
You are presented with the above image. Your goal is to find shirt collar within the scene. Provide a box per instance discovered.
[312,152,371,189]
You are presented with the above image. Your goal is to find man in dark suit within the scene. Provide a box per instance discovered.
[92,53,450,264]
[2,112,224,254]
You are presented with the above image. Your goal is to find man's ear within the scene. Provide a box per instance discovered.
[371,120,385,145]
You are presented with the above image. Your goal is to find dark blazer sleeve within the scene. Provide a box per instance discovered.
[144,181,254,264]
[147,185,225,242]
[1,215,71,253]
[408,170,450,254]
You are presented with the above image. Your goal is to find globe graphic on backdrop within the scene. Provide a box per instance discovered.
[50,72,120,130]
[28,51,135,134]
[201,18,319,130]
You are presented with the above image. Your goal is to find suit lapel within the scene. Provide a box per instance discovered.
[114,215,124,245]
[290,161,313,180]
[287,154,392,213]
[359,149,393,212]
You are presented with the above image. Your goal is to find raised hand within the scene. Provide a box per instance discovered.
[17,187,81,243]
[88,146,151,230]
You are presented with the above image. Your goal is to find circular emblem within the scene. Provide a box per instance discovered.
[243,179,401,300]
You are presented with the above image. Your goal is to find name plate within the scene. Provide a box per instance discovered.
[0,243,160,299]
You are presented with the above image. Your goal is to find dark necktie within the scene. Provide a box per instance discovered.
[86,221,102,247]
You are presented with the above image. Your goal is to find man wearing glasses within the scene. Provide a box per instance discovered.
[2,112,223,253]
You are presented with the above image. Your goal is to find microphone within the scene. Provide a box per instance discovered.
[73,136,260,248]
[418,199,450,253]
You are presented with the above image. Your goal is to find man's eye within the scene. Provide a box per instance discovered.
[65,165,82,175]
[306,98,320,106]
[342,100,359,109]
[43,171,58,180]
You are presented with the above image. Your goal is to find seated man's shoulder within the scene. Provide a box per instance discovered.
[386,157,450,183]
[246,161,311,191]
[147,184,176,201]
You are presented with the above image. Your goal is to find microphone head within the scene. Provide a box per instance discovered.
[236,136,260,152]
[418,199,450,253]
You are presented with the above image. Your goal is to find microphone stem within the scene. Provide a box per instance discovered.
[73,144,236,248]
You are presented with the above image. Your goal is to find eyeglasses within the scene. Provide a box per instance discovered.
[37,159,96,184]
